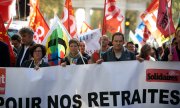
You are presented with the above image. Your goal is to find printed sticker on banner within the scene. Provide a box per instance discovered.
[0,68,6,94]
[146,69,180,83]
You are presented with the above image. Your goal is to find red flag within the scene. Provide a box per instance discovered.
[141,0,168,46]
[0,0,13,22]
[30,7,49,43]
[61,0,77,38]
[102,0,124,35]
[0,15,15,66]
[157,0,175,37]
[80,21,92,34]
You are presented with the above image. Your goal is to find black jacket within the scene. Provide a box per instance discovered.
[16,42,35,67]
[0,41,10,67]
[22,60,49,68]
[62,56,88,65]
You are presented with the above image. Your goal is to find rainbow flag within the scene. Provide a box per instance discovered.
[42,16,70,66]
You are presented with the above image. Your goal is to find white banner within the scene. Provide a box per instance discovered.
[78,29,101,55]
[0,61,180,108]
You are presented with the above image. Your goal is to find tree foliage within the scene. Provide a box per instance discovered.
[90,9,103,29]
[39,0,64,19]
[172,0,180,26]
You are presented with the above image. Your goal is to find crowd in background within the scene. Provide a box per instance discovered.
[0,27,180,70]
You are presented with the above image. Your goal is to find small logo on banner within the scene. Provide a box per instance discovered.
[0,68,6,94]
[146,69,180,83]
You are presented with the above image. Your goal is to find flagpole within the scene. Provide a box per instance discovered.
[166,2,172,55]
[102,0,106,35]
[78,50,85,64]
[67,0,70,34]
[24,0,27,20]
[16,0,20,20]
[100,0,107,59]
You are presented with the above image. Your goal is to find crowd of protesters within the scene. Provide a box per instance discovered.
[0,27,180,70]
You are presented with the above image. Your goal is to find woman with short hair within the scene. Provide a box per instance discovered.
[137,44,156,61]
[22,44,49,69]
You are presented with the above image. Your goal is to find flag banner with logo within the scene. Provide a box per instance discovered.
[102,0,124,35]
[30,7,50,43]
[156,0,175,37]
[61,0,77,38]
[1,61,180,108]
[78,29,101,55]
[42,16,70,66]
[141,0,169,46]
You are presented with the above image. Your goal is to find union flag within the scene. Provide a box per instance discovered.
[61,0,77,38]
[141,0,169,46]
[30,7,50,43]
[156,0,175,37]
[102,0,124,35]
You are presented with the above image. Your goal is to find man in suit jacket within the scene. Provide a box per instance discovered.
[0,41,10,67]
[16,27,35,67]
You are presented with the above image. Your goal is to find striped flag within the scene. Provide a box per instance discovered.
[134,22,146,45]
[42,16,70,66]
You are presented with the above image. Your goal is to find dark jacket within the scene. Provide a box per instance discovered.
[16,42,35,67]
[22,60,49,68]
[62,54,88,65]
[82,53,91,61]
[0,41,10,67]
[102,47,136,62]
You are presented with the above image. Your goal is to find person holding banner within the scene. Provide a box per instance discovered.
[96,32,135,63]
[61,39,88,66]
[22,44,49,69]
